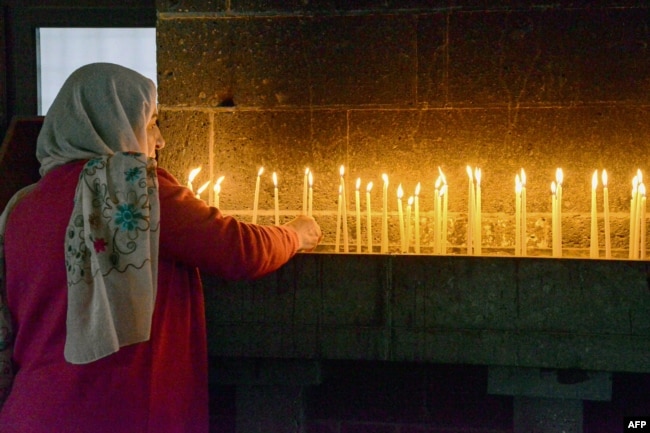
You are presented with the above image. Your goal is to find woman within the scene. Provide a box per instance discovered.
[0,63,321,432]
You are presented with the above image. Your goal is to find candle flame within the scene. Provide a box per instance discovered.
[305,167,310,175]
[407,196,414,206]
[257,166,264,176]
[438,167,447,184]
[641,183,647,197]
[382,173,389,185]
[556,168,563,185]
[188,167,202,183]
[415,182,421,196]
[308,171,314,186]
[272,172,278,187]
[638,169,643,184]
[213,175,225,193]
[466,165,473,180]
[592,170,598,190]
[340,165,345,177]
[633,175,639,189]
[435,176,442,189]
[515,174,522,193]
[356,177,361,190]
[366,181,373,192]
[475,168,481,185]
[602,169,608,187]
[551,181,557,195]
[439,184,447,197]
[197,181,210,195]
[520,168,526,186]
[397,184,404,199]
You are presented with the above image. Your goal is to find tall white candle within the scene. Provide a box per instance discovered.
[335,184,342,252]
[474,168,482,256]
[466,166,475,255]
[520,169,527,256]
[273,172,280,226]
[397,184,405,253]
[213,175,225,208]
[308,171,314,217]
[366,182,373,253]
[590,170,598,258]
[303,167,310,215]
[439,168,448,255]
[556,168,564,258]
[355,178,362,253]
[602,170,611,259]
[381,174,389,253]
[441,185,448,255]
[252,167,264,224]
[406,196,413,253]
[414,182,421,254]
[639,183,646,260]
[434,176,441,254]
[630,174,639,259]
[551,181,558,257]
[515,175,522,256]
[340,166,349,253]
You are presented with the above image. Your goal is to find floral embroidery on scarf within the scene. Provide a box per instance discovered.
[65,153,159,286]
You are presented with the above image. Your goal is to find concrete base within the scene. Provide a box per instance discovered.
[488,366,612,433]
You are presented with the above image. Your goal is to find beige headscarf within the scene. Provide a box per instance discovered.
[28,63,159,364]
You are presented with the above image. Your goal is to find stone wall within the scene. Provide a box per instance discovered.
[156,1,650,258]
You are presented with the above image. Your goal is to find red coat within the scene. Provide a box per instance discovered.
[0,161,299,432]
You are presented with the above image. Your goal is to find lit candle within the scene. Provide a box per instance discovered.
[335,184,342,252]
[302,167,310,215]
[252,167,264,224]
[355,178,362,253]
[634,174,644,260]
[474,168,482,256]
[308,171,314,217]
[639,183,646,260]
[434,176,441,254]
[213,175,225,208]
[590,170,598,258]
[381,174,389,253]
[187,166,202,193]
[440,184,448,255]
[397,184,405,253]
[406,196,413,253]
[414,182,421,254]
[466,166,475,255]
[196,181,210,201]
[366,182,373,253]
[520,169,527,256]
[273,172,279,226]
[602,170,611,259]
[630,175,638,258]
[556,168,563,258]
[551,181,558,257]
[439,168,448,255]
[515,175,522,256]
[340,166,349,253]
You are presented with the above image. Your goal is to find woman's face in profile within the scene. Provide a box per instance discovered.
[146,112,165,157]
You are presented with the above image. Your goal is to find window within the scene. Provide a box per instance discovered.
[37,28,157,115]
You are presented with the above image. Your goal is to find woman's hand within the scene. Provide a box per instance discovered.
[283,215,323,252]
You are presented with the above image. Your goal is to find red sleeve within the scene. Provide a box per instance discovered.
[156,168,299,280]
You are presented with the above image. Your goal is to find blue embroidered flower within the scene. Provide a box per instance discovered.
[124,167,143,184]
[87,158,102,168]
[114,203,144,231]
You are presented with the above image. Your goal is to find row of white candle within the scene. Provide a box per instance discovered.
[187,165,647,258]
